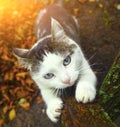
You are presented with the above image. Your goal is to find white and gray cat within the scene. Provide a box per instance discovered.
[13,3,97,122]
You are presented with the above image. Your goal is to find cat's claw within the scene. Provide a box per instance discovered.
[75,81,96,103]
[46,99,63,122]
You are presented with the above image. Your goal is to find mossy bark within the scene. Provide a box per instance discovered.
[61,98,116,127]
[5,98,116,127]
[99,52,120,120]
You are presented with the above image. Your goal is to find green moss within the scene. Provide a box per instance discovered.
[113,72,119,82]
[98,89,105,95]
[113,84,120,89]
[103,10,114,26]
[102,52,120,89]
[100,52,120,120]
[89,108,95,116]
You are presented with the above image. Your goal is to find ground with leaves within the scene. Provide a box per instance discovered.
[0,0,120,127]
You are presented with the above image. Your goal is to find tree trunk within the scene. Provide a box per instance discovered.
[99,52,120,120]
[61,98,116,127]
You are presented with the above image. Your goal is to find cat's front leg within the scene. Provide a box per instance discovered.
[41,89,63,122]
[75,81,96,103]
[75,60,97,103]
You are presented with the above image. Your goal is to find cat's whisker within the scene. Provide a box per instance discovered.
[76,63,105,75]
[54,88,64,97]
[60,88,63,97]
[61,88,64,97]
[51,88,58,96]
[87,53,96,62]
[54,88,60,96]
[55,88,59,96]
[56,89,59,96]
[79,68,91,74]
[90,63,99,67]
[76,62,103,76]
[77,63,97,73]
[76,66,89,73]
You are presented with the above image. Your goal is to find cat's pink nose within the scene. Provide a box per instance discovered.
[63,78,71,85]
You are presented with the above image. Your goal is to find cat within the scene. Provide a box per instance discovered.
[13,2,97,123]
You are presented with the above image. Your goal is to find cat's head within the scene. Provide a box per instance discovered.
[13,18,82,89]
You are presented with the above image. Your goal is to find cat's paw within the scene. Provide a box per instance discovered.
[75,81,96,103]
[46,98,63,122]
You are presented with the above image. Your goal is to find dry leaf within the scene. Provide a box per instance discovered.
[25,78,33,85]
[0,119,4,126]
[19,102,30,110]
[16,72,28,78]
[17,90,29,99]
[78,0,87,4]
[89,0,95,2]
[98,3,103,8]
[3,94,10,101]
[9,109,16,120]
[73,8,79,16]
[0,0,44,122]
[25,85,35,92]
[3,106,9,114]
[36,96,43,104]
[88,10,93,14]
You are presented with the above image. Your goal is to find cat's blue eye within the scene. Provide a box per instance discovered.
[44,73,54,79]
[63,56,71,66]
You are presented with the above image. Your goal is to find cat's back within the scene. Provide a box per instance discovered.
[35,4,80,43]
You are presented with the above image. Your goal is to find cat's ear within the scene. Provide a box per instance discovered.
[51,18,66,41]
[13,48,33,70]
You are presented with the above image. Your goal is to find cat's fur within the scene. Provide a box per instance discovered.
[13,3,97,122]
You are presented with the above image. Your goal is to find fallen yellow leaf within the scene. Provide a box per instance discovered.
[16,72,28,78]
[19,102,30,110]
[9,109,16,120]
[25,78,33,85]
